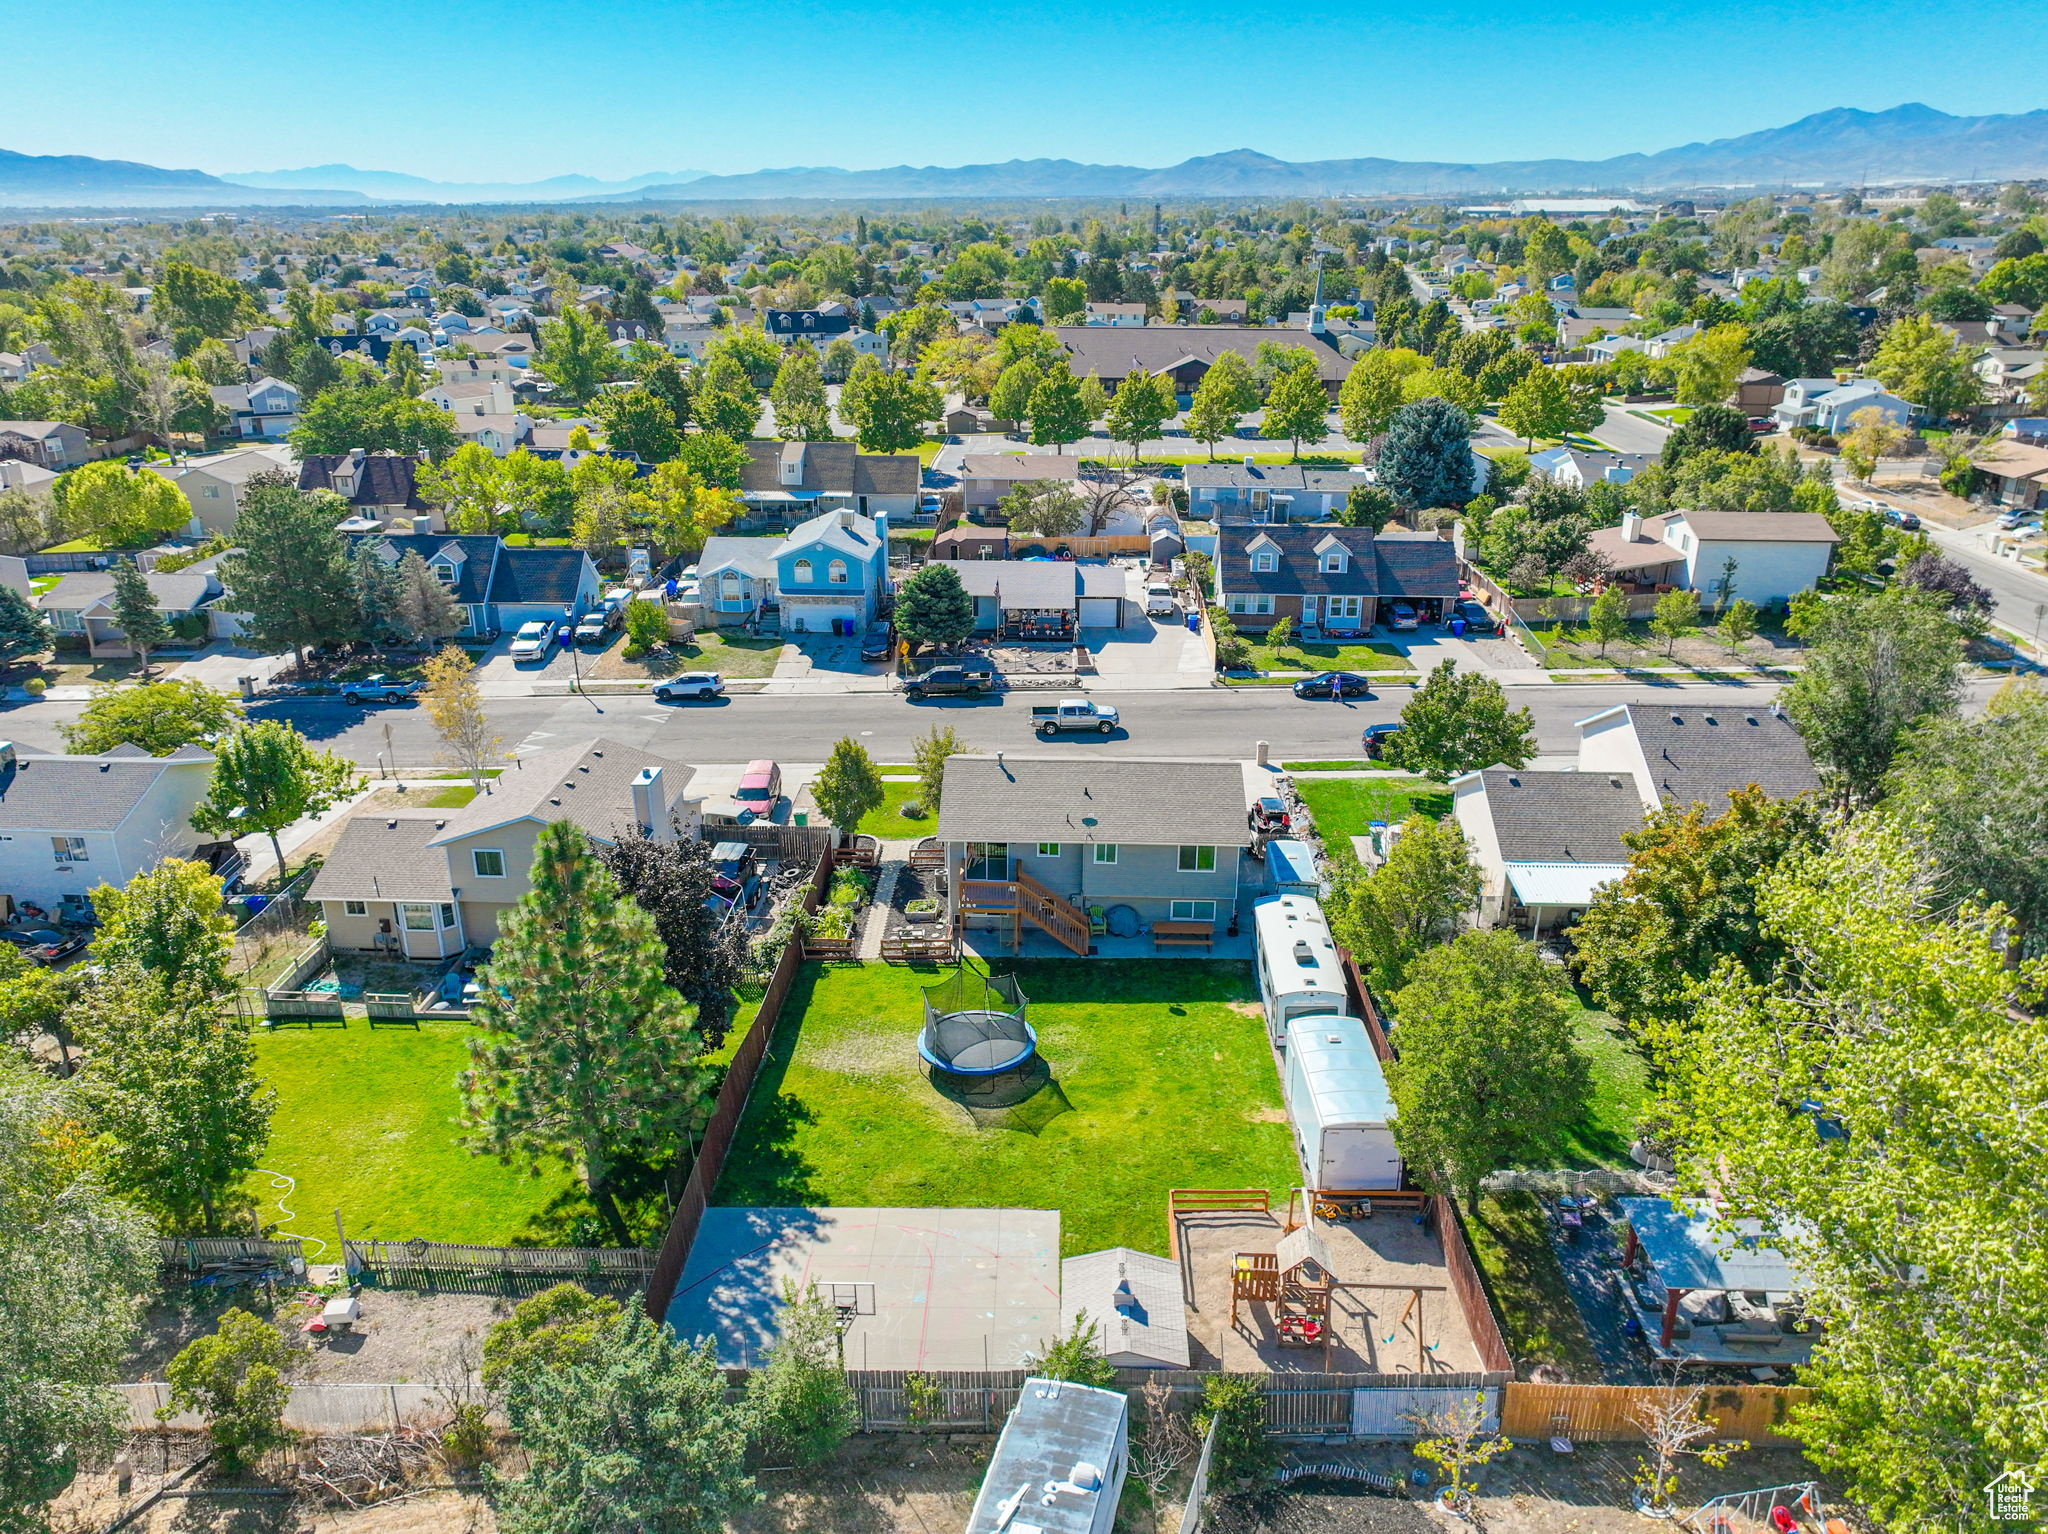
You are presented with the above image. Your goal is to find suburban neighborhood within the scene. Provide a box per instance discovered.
[0,113,2042,1534]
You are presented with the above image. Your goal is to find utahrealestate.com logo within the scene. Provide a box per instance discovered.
[1989,1469,2036,1523]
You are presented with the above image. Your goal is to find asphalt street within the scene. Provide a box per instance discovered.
[0,679,1816,771]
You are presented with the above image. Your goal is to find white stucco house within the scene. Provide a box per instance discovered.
[1585,509,1838,605]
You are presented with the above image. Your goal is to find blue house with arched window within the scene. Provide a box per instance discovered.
[696,507,891,634]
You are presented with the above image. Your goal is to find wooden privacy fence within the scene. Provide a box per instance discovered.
[345,1239,655,1288]
[1500,1382,1809,1445]
[1437,1194,1516,1375]
[644,851,836,1322]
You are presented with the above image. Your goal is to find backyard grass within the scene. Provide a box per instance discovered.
[249,1023,584,1246]
[1242,639,1409,673]
[1293,776,1450,871]
[1551,1007,1649,1171]
[852,780,934,840]
[1462,1191,1603,1380]
[714,960,1298,1255]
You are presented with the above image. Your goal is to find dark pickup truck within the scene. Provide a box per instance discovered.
[903,662,997,699]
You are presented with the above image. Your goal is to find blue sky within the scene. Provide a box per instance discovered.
[12,0,2048,182]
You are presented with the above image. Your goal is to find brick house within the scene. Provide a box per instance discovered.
[1214,523,1458,635]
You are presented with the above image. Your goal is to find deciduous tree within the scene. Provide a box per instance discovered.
[192,719,362,881]
[592,385,683,462]
[1325,815,1481,997]
[1648,587,1700,656]
[1026,363,1090,452]
[692,350,761,439]
[61,677,236,756]
[88,858,236,997]
[1338,350,1408,442]
[1384,660,1536,781]
[287,380,458,456]
[812,737,885,835]
[1186,350,1259,458]
[536,306,614,401]
[160,1308,292,1473]
[422,644,498,790]
[1259,357,1330,459]
[912,723,965,814]
[1103,368,1175,459]
[63,461,190,547]
[1385,930,1589,1204]
[768,345,833,441]
[743,1282,858,1467]
[597,834,746,1050]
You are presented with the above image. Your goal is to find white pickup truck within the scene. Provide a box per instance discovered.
[1032,697,1120,735]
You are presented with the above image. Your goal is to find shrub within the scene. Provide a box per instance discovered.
[159,1307,292,1473]
[23,676,45,696]
[897,800,928,820]
[1194,1375,1275,1492]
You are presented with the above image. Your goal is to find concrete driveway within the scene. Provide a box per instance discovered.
[471,628,585,697]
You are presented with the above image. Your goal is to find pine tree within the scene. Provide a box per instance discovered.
[461,821,714,1244]
[893,563,975,651]
[218,473,359,672]
[108,560,170,674]
[0,583,50,664]
[350,540,406,645]
[1376,398,1474,511]
[394,549,462,645]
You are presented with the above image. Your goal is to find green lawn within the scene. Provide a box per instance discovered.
[714,960,1297,1255]
[416,784,477,809]
[1293,777,1450,870]
[1280,760,1394,773]
[677,631,784,678]
[250,1023,584,1247]
[1091,451,1367,469]
[1242,639,1410,673]
[1462,1192,1602,1379]
[1550,1007,1649,1171]
[852,780,935,840]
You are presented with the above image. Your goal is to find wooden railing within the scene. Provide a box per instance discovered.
[346,1239,655,1286]
[880,928,958,963]
[1012,866,1091,954]
[1166,1187,1273,1258]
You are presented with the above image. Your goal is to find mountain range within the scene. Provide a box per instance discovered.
[220,165,709,203]
[4,105,2046,210]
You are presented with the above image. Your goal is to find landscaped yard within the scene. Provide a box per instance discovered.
[1534,614,1800,673]
[1293,776,1450,871]
[1551,1007,1648,1170]
[249,1023,584,1247]
[1241,638,1410,673]
[1461,1191,1602,1379]
[590,629,786,682]
[853,779,935,840]
[713,960,1298,1255]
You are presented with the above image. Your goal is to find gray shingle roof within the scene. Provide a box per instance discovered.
[953,560,1082,609]
[39,569,220,616]
[300,453,424,510]
[935,755,1253,849]
[1184,463,1362,493]
[431,738,697,844]
[696,535,780,580]
[1474,768,1644,864]
[1219,524,1459,600]
[738,441,919,498]
[307,813,456,902]
[1674,510,1839,545]
[350,532,500,604]
[485,545,591,608]
[0,748,213,834]
[1055,324,1349,385]
[1620,705,1820,812]
[1060,1247,1189,1368]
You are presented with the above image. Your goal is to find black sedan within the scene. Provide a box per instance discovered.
[3,926,88,965]
[1292,672,1373,700]
[1361,722,1405,759]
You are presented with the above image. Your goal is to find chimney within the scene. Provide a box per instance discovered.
[349,446,365,466]
[1621,511,1640,542]
[630,765,665,838]
[1243,455,1255,470]
[412,514,432,536]
[838,508,855,528]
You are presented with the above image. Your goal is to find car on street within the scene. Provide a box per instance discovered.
[340,674,421,705]
[1881,506,1921,531]
[904,662,996,699]
[1385,602,1420,632]
[2,927,87,965]
[508,621,553,662]
[1032,697,1120,735]
[1292,672,1373,699]
[1145,581,1180,618]
[1361,722,1404,759]
[652,671,725,701]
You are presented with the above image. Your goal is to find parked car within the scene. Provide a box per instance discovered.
[1881,506,1922,531]
[508,620,553,662]
[1998,507,2040,530]
[2,927,87,965]
[1292,672,1373,699]
[1031,697,1120,735]
[860,625,894,662]
[707,841,760,906]
[904,664,993,699]
[574,606,622,644]
[1385,602,1420,632]
[340,674,421,705]
[1250,795,1291,834]
[1144,581,1180,618]
[1747,417,1776,433]
[1453,599,1492,627]
[1361,722,1404,759]
[652,671,724,701]
[735,759,782,819]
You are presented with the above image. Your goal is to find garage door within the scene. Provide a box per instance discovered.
[785,605,857,634]
[1079,596,1123,628]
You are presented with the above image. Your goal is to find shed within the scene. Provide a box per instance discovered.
[967,1378,1129,1534]
[1060,1247,1189,1368]
[1283,1014,1401,1191]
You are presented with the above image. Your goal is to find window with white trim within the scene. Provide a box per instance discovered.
[1170,899,1217,922]
[439,903,457,928]
[343,899,368,916]
[472,848,506,878]
[51,836,86,863]
[827,559,849,584]
[1227,595,1248,614]
[793,558,814,583]
[1321,550,1346,572]
[1248,594,1274,615]
[1177,845,1216,872]
[1037,842,1061,856]
[400,903,436,931]
[1092,843,1118,864]
[431,561,457,584]
[1252,550,1277,572]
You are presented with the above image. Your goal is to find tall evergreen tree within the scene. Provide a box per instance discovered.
[218,474,359,672]
[108,560,170,674]
[1376,397,1474,510]
[462,821,714,1243]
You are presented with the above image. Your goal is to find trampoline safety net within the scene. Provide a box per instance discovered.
[919,967,1034,1076]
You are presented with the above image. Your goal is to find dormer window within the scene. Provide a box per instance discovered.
[793,558,814,583]
[1253,550,1277,573]
[828,559,849,584]
[1321,550,1346,573]
[431,561,457,584]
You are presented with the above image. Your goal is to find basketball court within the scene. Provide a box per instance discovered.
[664,1206,1063,1371]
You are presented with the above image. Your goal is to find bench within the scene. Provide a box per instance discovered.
[1152,920,1215,950]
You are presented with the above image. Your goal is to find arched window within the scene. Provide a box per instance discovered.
[828,559,849,584]
[793,559,814,584]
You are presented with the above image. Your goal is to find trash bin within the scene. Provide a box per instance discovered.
[794,811,808,826]
[1185,611,1199,632]
[1450,616,1467,636]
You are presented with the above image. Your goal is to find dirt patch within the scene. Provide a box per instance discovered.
[1228,1001,1265,1017]
[1244,1106,1289,1123]
[126,1287,515,1387]
[54,1482,499,1534]
[806,1018,926,1086]
[731,1433,984,1534]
